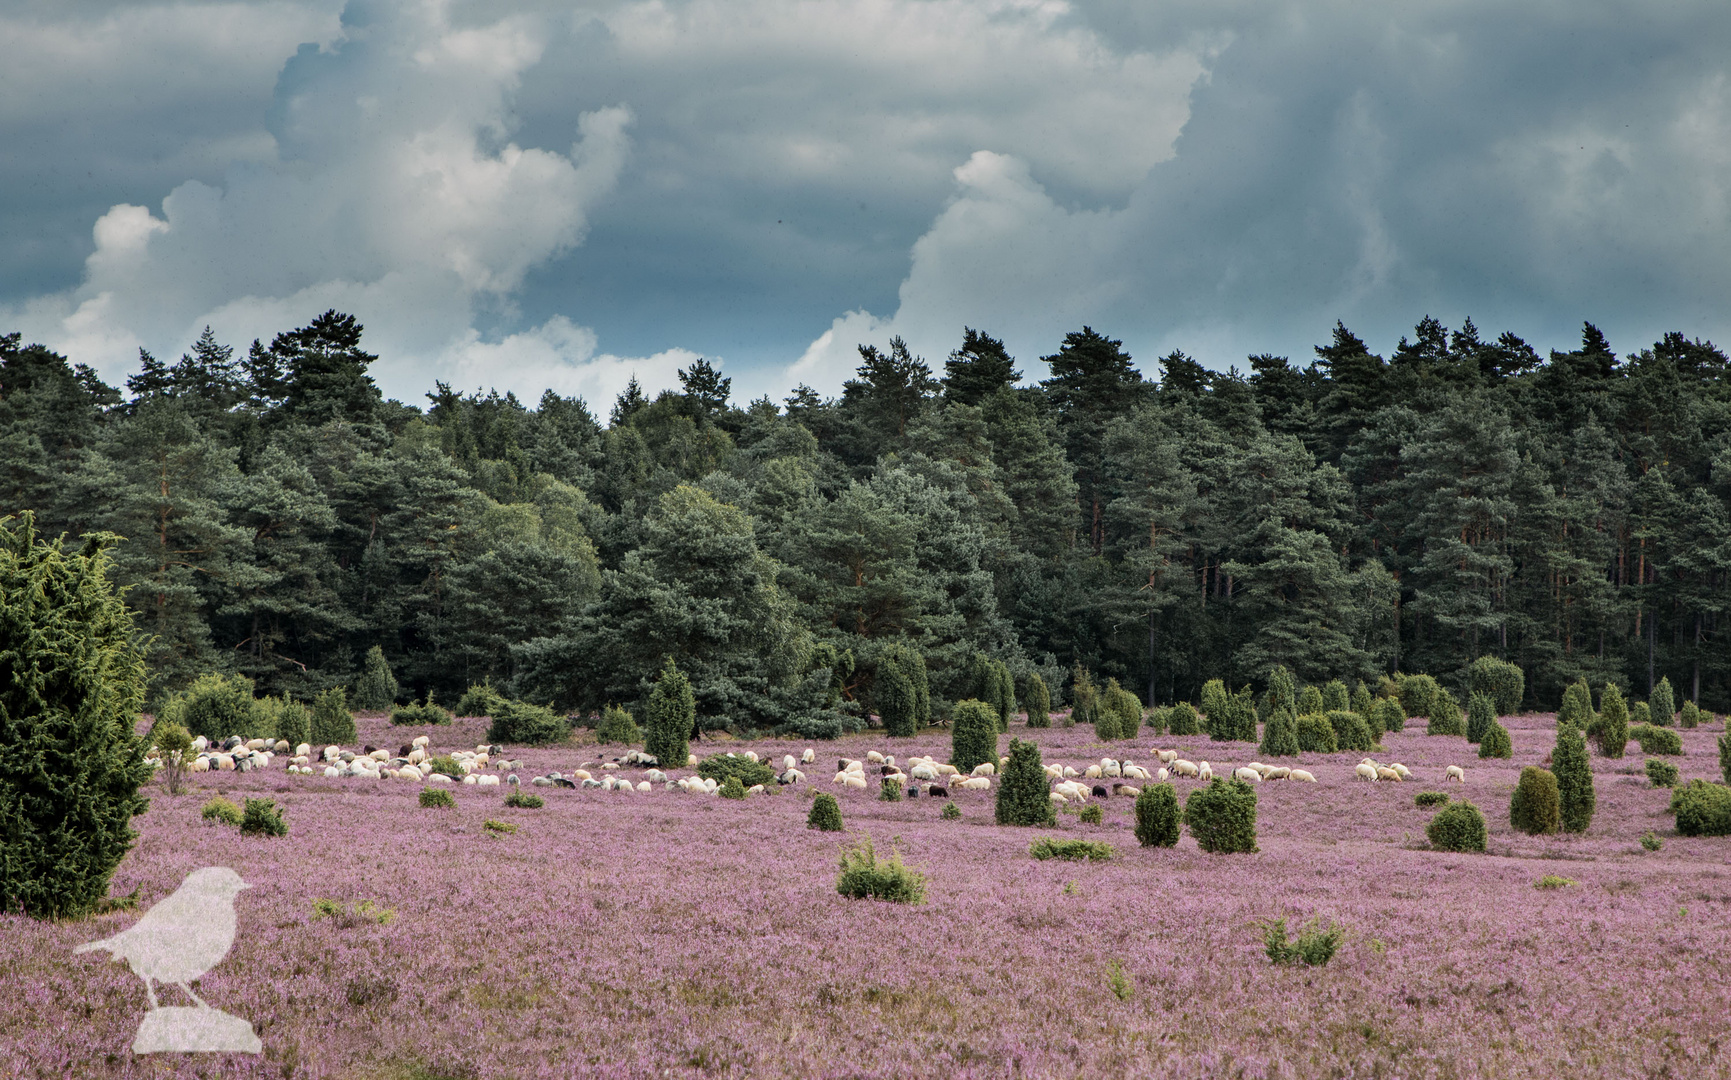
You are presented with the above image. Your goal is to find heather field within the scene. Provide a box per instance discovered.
[10,713,1731,1079]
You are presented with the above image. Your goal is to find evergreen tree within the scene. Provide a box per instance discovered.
[1650,676,1676,727]
[1133,784,1181,847]
[1553,724,1596,833]
[1478,721,1513,758]
[1024,672,1051,728]
[310,687,355,744]
[1427,688,1464,736]
[1322,680,1350,713]
[1166,700,1200,737]
[1350,680,1374,719]
[0,516,152,919]
[1509,767,1561,835]
[942,328,1021,407]
[645,657,695,768]
[1093,687,1122,741]
[1297,685,1326,716]
[807,792,843,832]
[1069,665,1098,729]
[949,699,998,774]
[875,644,918,737]
[1258,707,1299,757]
[1595,684,1629,758]
[1558,679,1596,729]
[353,645,400,711]
[1201,678,1230,739]
[1680,700,1702,729]
[1266,666,1297,716]
[595,704,639,744]
[1466,691,1496,744]
[995,738,1055,826]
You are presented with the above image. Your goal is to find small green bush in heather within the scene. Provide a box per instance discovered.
[1143,705,1167,737]
[1258,708,1299,758]
[310,686,356,745]
[1322,680,1350,714]
[594,704,639,744]
[1070,666,1099,730]
[1297,684,1326,716]
[939,801,961,820]
[1509,767,1561,835]
[1228,686,1261,742]
[1427,688,1464,736]
[1645,759,1680,788]
[504,790,543,809]
[1478,722,1513,759]
[1534,874,1576,890]
[487,698,568,747]
[239,797,288,837]
[996,738,1054,826]
[1721,730,1731,784]
[201,796,243,826]
[1262,917,1344,966]
[1024,672,1051,729]
[1029,837,1115,862]
[1631,701,1652,727]
[1079,804,1103,825]
[168,673,264,742]
[1649,676,1676,727]
[836,835,926,902]
[1640,830,1663,851]
[1631,724,1682,756]
[1372,696,1406,735]
[427,754,462,779]
[1594,684,1630,758]
[1468,656,1526,716]
[1557,679,1595,730]
[719,775,748,800]
[697,753,776,789]
[1680,700,1703,729]
[1166,700,1200,737]
[1466,691,1496,744]
[1133,783,1181,847]
[454,681,506,718]
[1325,710,1373,752]
[419,787,457,809]
[483,819,517,836]
[1426,801,1487,852]
[1414,791,1449,808]
[950,699,999,774]
[1103,679,1143,739]
[808,792,844,831]
[1185,778,1258,854]
[1295,713,1338,754]
[390,694,452,726]
[877,776,901,802]
[1554,725,1595,833]
[1670,780,1731,837]
[1397,673,1440,720]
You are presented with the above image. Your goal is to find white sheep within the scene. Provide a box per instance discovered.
[1290,769,1317,783]
[1062,765,1080,778]
[1445,765,1466,783]
[1123,765,1152,781]
[477,774,500,787]
[1157,767,1170,782]
[958,776,991,791]
[427,772,453,784]
[783,754,797,772]
[411,735,430,748]
[295,742,312,757]
[1171,759,1199,778]
[644,769,668,783]
[1198,761,1214,782]
[1376,766,1401,782]
[1265,766,1291,780]
[913,764,940,781]
[1049,791,1069,805]
[971,762,996,777]
[323,765,341,778]
[867,750,886,764]
[744,750,760,763]
[1100,758,1122,778]
[1355,762,1379,782]
[1116,784,1141,797]
[1156,749,1179,765]
[935,763,959,778]
[1233,766,1262,783]
[687,753,699,768]
[746,784,764,795]
[637,781,652,792]
[801,748,815,764]
[842,774,867,790]
[1391,763,1413,780]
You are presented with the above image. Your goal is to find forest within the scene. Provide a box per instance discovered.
[3,310,1727,736]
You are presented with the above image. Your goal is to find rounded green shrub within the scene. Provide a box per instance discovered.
[419,787,457,809]
[986,659,1017,732]
[1069,666,1098,730]
[454,681,507,718]
[1024,672,1051,729]
[1468,656,1525,716]
[427,755,462,779]
[807,792,844,831]
[939,801,961,820]
[1166,700,1200,737]
[1631,724,1682,756]
[352,645,400,711]
[1557,679,1595,730]
[1680,700,1703,729]
[1426,800,1487,852]
[504,790,543,809]
[390,694,452,726]
[1184,778,1258,854]
[1414,790,1449,807]
[1295,713,1338,754]
[1594,684,1629,758]
[1266,666,1297,717]
[1322,680,1350,714]
[836,836,925,903]
[595,704,639,744]
[1509,767,1561,835]
[173,673,263,742]
[1397,674,1439,720]
[487,699,568,747]
[1325,710,1373,752]
[1427,689,1464,736]
[1478,722,1513,759]
[310,686,356,745]
[644,657,694,766]
[719,775,747,800]
[1029,837,1114,861]
[1553,724,1595,833]
[1079,803,1103,825]
[1103,679,1142,740]
[1133,783,1181,848]
[950,699,999,774]
[239,797,288,837]
[1297,685,1326,716]
[1649,676,1676,727]
[1631,702,1652,727]
[1372,696,1406,735]
[697,754,776,788]
[996,738,1055,826]
[1258,708,1299,758]
[1465,691,1495,744]
[1640,830,1663,852]
[1201,679,1230,740]
[1670,780,1731,837]
[1227,686,1261,742]
[1091,686,1121,741]
[1645,759,1680,788]
[1721,730,1731,784]
[201,796,243,826]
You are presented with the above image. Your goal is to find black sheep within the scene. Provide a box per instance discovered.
[928,785,948,798]
[1092,785,1109,798]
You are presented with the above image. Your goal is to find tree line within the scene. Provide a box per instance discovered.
[3,309,1728,733]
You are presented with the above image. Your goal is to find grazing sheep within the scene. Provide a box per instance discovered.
[637,781,652,792]
[884,755,896,768]
[1123,765,1152,781]
[1157,767,1170,782]
[958,776,991,791]
[1246,761,1267,775]
[928,785,948,798]
[1198,762,1214,782]
[843,774,868,790]
[1290,769,1317,783]
[1157,749,1179,764]
[1233,766,1262,783]
[1265,766,1291,780]
[801,748,815,764]
[746,784,764,795]
[1445,765,1466,783]
[913,764,940,781]
[1062,765,1079,778]
[1115,784,1141,798]
[1100,758,1122,778]
[477,775,500,787]
[1355,763,1379,782]
[1171,759,1199,778]
[972,762,996,777]
[531,776,554,787]
[1376,766,1401,782]
[1054,780,1090,800]
[779,768,805,784]
[687,754,699,768]
[867,750,886,764]
[644,769,668,783]
[1390,763,1413,780]
[295,742,312,757]
[1050,791,1069,805]
[744,751,760,763]
[783,754,797,772]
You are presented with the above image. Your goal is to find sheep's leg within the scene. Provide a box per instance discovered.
[142,978,160,1011]
[177,982,211,1009]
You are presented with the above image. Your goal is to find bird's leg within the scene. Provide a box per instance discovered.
[177,982,210,1010]
[143,978,159,1011]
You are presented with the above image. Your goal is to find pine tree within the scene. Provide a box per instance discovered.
[995,739,1055,826]
[1553,724,1595,833]
[1259,707,1299,757]
[1594,683,1629,758]
[1024,672,1051,729]
[353,645,400,711]
[1649,676,1676,727]
[950,699,999,774]
[0,516,152,919]
[1466,691,1495,744]
[645,657,695,768]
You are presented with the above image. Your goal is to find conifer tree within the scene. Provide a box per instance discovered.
[986,659,1016,732]
[1258,707,1299,757]
[1297,684,1325,716]
[995,738,1055,826]
[1230,685,1260,742]
[1024,672,1051,729]
[1350,680,1374,719]
[595,704,639,744]
[1594,683,1629,758]
[353,645,400,711]
[1478,721,1513,758]
[0,516,152,919]
[875,646,918,737]
[1267,666,1296,716]
[1649,676,1676,727]
[1466,691,1495,744]
[1322,680,1350,713]
[309,686,355,744]
[1092,686,1121,741]
[1166,700,1200,737]
[645,657,695,768]
[1680,700,1702,729]
[1069,665,1098,729]
[1557,678,1595,729]
[1509,767,1561,835]
[1134,784,1181,847]
[1201,678,1230,740]
[1553,723,1595,833]
[950,699,998,774]
[1426,688,1463,736]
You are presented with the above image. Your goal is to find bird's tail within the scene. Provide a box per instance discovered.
[72,939,114,955]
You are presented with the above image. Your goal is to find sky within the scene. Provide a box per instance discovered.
[3,0,1728,411]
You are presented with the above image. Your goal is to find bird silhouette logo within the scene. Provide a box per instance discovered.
[74,867,261,1054]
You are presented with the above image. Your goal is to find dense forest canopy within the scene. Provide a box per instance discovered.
[4,311,1728,733]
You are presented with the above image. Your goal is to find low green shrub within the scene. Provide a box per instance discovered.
[1631,724,1683,755]
[697,753,777,789]
[1680,700,1703,729]
[1295,713,1338,753]
[1322,680,1350,713]
[1297,685,1326,716]
[836,835,926,902]
[201,796,243,826]
[808,792,844,831]
[939,801,961,820]
[310,686,355,744]
[1325,710,1373,752]
[239,797,288,837]
[274,700,311,748]
[1079,804,1103,825]
[1166,700,1200,737]
[1631,701,1652,727]
[1534,874,1576,890]
[454,681,507,718]
[1414,791,1449,808]
[1261,917,1344,966]
[1509,767,1560,836]
[1396,673,1440,720]
[486,698,568,746]
[166,673,265,741]
[504,790,543,809]
[1029,837,1115,862]
[720,776,748,800]
[1133,783,1181,848]
[595,704,639,743]
[1670,780,1731,837]
[1185,778,1258,854]
[1427,689,1464,736]
[1372,697,1406,735]
[1478,722,1513,759]
[1640,831,1664,852]
[1426,800,1487,852]
[483,819,517,835]
[427,754,462,779]
[419,788,456,809]
[390,695,452,726]
[1645,759,1680,788]
[1258,708,1299,757]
